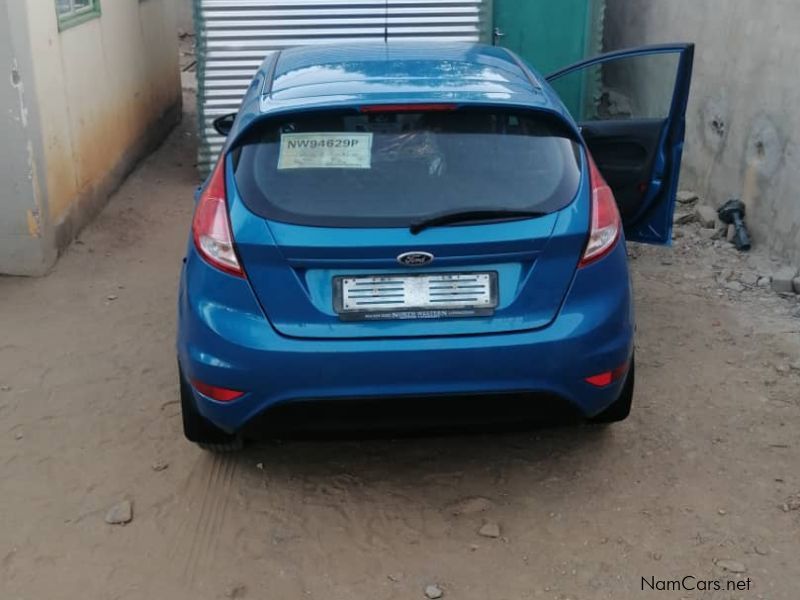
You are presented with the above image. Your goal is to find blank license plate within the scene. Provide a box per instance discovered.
[334,272,498,321]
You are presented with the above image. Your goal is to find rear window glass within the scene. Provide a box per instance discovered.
[232,108,581,228]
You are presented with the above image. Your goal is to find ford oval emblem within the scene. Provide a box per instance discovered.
[397,251,434,267]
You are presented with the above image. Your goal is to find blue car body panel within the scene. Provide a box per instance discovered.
[178,41,693,433]
[178,238,634,433]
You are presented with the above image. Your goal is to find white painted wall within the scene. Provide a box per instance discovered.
[0,0,182,274]
[25,0,181,223]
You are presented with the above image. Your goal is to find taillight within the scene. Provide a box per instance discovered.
[192,156,244,278]
[579,153,621,268]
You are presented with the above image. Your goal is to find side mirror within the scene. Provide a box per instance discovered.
[212,113,236,137]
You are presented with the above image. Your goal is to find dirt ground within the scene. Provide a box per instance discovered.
[2,84,800,600]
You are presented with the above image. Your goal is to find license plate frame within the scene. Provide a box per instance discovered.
[333,272,498,321]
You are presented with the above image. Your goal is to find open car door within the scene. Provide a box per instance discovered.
[547,44,694,245]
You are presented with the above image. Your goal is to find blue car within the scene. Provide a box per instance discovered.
[178,42,694,451]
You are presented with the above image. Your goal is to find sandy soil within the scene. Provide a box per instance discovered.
[1,87,799,600]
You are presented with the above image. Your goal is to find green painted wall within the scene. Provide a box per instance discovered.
[494,0,605,76]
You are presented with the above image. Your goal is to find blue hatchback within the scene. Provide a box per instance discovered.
[177,42,694,451]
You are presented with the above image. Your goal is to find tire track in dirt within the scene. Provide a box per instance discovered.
[167,452,238,586]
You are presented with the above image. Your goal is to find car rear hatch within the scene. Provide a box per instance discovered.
[228,106,589,340]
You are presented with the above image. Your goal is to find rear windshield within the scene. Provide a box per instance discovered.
[232,108,581,228]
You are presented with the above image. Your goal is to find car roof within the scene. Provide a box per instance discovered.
[258,42,555,113]
[224,42,573,150]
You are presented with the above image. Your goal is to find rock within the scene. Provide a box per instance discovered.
[14,432,23,440]
[782,494,800,512]
[754,545,770,556]
[225,584,247,599]
[105,500,133,525]
[771,266,799,294]
[151,461,169,472]
[106,294,118,301]
[0,385,10,392]
[725,281,745,293]
[446,496,495,516]
[676,190,699,205]
[478,521,501,539]
[695,205,718,229]
[674,212,696,225]
[757,276,772,288]
[715,559,746,574]
[739,272,760,287]
[424,584,444,599]
[710,226,727,241]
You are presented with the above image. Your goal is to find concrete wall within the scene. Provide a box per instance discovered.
[0,1,54,274]
[605,1,800,266]
[178,0,194,34]
[0,0,181,275]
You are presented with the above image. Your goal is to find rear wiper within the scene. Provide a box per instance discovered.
[410,209,548,235]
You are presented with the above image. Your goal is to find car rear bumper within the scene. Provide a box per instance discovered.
[177,242,634,434]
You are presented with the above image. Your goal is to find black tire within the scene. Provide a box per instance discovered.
[179,366,244,452]
[589,358,635,424]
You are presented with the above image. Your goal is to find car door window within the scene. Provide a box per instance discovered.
[549,52,680,123]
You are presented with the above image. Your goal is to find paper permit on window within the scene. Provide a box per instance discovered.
[278,133,373,170]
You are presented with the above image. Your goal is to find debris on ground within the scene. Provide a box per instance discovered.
[478,521,501,539]
[714,559,747,574]
[424,584,444,599]
[104,500,133,525]
[151,461,169,472]
[446,496,495,516]
[695,205,718,229]
[676,190,699,205]
[225,584,247,599]
[781,493,800,512]
[717,199,751,251]
[771,266,798,294]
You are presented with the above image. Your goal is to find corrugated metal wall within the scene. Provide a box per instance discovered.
[194,0,494,173]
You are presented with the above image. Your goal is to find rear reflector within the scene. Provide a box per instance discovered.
[585,362,630,387]
[360,103,457,113]
[191,379,245,402]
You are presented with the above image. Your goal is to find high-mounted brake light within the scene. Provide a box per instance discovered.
[191,379,245,402]
[579,153,621,268]
[359,103,457,113]
[192,156,244,278]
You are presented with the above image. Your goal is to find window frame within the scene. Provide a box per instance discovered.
[56,0,102,32]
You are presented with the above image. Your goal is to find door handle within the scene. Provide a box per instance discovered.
[493,27,506,46]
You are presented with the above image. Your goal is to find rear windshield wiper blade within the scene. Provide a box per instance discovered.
[410,209,548,235]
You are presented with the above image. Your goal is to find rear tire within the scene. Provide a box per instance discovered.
[589,358,635,424]
[179,366,244,452]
